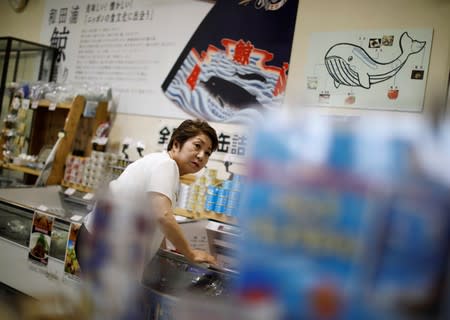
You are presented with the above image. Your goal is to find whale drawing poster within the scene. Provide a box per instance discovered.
[162,0,300,123]
[303,29,433,112]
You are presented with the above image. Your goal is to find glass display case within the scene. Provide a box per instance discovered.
[0,186,89,299]
[0,186,89,260]
[0,37,57,115]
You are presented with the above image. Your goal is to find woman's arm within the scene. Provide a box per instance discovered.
[149,192,217,265]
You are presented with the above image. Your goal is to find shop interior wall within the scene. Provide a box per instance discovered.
[1,0,449,174]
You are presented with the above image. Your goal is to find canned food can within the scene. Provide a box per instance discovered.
[216,196,228,207]
[205,193,218,205]
[206,168,218,178]
[222,180,233,190]
[204,201,216,212]
[217,188,230,197]
[214,204,226,214]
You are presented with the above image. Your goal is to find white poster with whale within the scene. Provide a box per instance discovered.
[303,29,433,112]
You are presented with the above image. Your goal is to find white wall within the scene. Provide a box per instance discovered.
[1,0,449,161]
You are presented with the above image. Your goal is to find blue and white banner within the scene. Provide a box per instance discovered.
[162,0,300,123]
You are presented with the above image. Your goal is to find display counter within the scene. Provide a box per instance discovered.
[141,248,237,319]
[0,186,90,298]
[0,186,243,318]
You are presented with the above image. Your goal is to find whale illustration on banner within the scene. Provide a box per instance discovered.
[161,0,300,123]
[324,32,426,89]
[200,76,263,110]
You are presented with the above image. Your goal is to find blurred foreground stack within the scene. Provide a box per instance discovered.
[235,112,449,319]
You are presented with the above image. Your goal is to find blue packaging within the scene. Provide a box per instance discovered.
[222,180,233,190]
[216,188,229,207]
[214,204,226,214]
[205,185,218,211]
[228,190,240,203]
[204,201,216,212]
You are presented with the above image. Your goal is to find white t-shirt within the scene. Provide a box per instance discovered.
[84,151,180,264]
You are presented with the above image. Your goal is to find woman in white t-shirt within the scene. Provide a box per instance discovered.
[75,119,218,275]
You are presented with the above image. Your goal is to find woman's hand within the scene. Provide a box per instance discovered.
[186,249,217,266]
[150,193,218,267]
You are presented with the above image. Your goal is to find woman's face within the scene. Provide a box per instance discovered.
[171,133,213,175]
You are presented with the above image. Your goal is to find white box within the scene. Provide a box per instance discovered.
[165,218,210,253]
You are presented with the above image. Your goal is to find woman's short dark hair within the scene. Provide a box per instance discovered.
[167,119,218,152]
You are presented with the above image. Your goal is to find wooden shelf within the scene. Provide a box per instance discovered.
[1,162,41,176]
[0,95,109,188]
[174,207,196,219]
[174,207,237,225]
[36,99,72,109]
[61,180,94,193]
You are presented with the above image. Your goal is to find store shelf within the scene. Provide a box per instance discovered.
[174,207,237,225]
[173,207,196,218]
[36,99,72,109]
[0,95,105,187]
[61,180,94,193]
[0,162,41,176]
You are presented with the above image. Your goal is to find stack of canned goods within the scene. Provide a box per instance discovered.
[204,174,244,216]
[177,183,191,210]
[186,168,217,212]
[109,158,133,180]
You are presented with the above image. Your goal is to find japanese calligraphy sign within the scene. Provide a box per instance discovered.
[157,125,248,157]
[41,0,213,117]
[162,0,300,123]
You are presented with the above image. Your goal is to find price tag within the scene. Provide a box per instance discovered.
[70,215,83,222]
[37,205,48,212]
[49,102,57,111]
[22,99,30,109]
[12,97,21,110]
[64,188,76,196]
[31,100,39,109]
[82,193,94,201]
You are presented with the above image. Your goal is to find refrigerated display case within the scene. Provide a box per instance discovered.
[0,186,89,298]
[0,185,252,318]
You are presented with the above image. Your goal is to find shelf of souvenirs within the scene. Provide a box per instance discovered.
[0,160,41,176]
[174,207,237,225]
[7,97,73,110]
